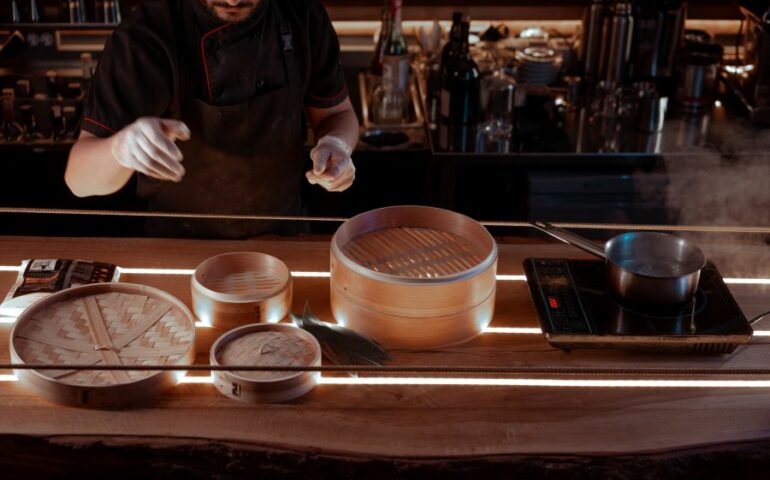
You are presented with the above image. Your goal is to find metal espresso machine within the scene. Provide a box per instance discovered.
[725,0,770,125]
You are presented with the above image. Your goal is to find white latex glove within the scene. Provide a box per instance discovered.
[111,117,190,182]
[306,135,355,192]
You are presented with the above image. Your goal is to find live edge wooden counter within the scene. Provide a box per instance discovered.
[1,235,770,477]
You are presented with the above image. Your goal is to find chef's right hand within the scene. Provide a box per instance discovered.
[111,117,191,182]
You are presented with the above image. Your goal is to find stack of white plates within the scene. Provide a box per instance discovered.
[516,47,562,86]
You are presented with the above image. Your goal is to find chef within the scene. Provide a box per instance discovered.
[65,0,358,238]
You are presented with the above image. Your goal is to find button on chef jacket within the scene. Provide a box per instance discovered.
[81,0,349,238]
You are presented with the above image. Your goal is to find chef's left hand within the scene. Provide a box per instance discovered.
[307,135,355,192]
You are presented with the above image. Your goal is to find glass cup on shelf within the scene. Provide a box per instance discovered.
[591,80,623,119]
[477,67,517,152]
[371,83,408,125]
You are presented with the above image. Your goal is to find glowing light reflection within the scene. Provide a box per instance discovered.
[724,278,770,285]
[121,267,194,275]
[3,265,770,285]
[496,274,528,281]
[0,373,767,389]
[178,374,214,384]
[317,377,770,388]
[485,327,542,334]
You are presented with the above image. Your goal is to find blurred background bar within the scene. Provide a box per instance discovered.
[0,1,768,238]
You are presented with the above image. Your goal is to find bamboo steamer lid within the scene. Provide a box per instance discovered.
[211,323,321,404]
[330,206,498,348]
[191,252,292,328]
[10,283,196,408]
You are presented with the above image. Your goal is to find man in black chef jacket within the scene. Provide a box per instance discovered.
[65,0,359,238]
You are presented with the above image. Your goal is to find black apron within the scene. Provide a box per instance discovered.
[138,1,307,239]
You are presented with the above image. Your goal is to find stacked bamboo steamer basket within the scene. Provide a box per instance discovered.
[10,283,196,408]
[191,252,292,328]
[330,206,498,348]
[193,252,321,403]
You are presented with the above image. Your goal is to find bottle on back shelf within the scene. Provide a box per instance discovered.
[81,53,95,93]
[30,0,41,22]
[371,7,391,76]
[46,71,60,100]
[437,18,480,153]
[11,0,21,23]
[1,89,23,142]
[371,0,410,124]
[425,12,463,127]
[382,0,410,94]
[440,12,464,78]
[440,18,480,126]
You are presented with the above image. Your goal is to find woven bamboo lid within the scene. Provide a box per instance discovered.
[211,323,321,403]
[193,252,291,303]
[332,206,497,283]
[10,283,196,408]
[343,226,487,278]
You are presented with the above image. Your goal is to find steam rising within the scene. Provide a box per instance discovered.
[655,114,770,279]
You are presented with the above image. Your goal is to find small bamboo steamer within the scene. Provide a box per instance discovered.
[330,206,498,348]
[9,283,196,408]
[210,323,321,403]
[191,252,292,328]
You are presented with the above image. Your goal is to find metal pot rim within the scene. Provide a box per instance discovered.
[604,231,707,279]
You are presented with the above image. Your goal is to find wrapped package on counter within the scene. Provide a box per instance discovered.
[0,259,120,318]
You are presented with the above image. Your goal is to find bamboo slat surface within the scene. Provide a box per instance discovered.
[0,235,769,457]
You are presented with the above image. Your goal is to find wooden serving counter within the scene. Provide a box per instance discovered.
[1,235,770,477]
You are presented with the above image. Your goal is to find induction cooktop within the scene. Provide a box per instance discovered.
[524,258,754,354]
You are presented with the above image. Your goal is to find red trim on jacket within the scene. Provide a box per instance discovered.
[200,23,233,103]
[306,85,349,102]
[83,117,117,135]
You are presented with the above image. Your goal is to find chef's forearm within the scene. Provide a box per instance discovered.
[65,132,134,197]
[310,102,359,152]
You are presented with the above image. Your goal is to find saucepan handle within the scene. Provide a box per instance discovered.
[531,222,608,260]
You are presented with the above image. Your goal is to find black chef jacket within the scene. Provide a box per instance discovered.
[81,0,348,138]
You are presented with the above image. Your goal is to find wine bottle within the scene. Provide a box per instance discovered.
[11,0,21,23]
[440,12,464,77]
[81,53,95,92]
[46,71,60,100]
[30,0,41,22]
[440,20,480,126]
[1,89,23,142]
[111,0,122,24]
[371,7,391,76]
[382,0,409,94]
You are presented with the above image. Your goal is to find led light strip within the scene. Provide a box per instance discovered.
[2,373,770,388]
[484,327,542,334]
[3,265,770,285]
[316,377,770,388]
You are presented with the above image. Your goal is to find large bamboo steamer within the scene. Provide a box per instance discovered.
[330,206,498,348]
[10,283,196,408]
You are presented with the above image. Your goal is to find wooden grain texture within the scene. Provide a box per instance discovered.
[0,236,769,458]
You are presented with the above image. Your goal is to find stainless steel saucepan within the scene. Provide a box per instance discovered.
[532,222,707,305]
